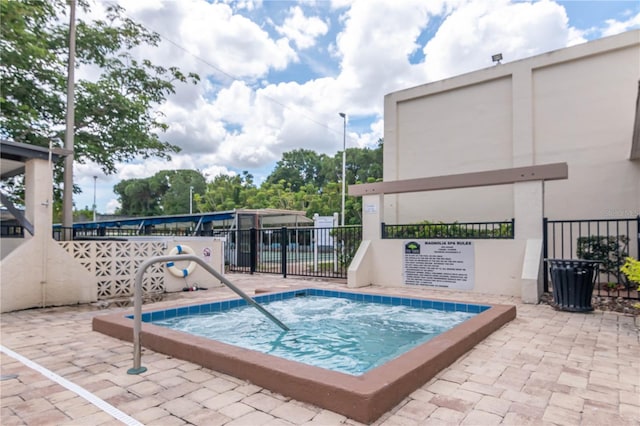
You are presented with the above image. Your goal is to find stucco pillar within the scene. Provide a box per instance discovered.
[511,67,534,167]
[362,194,383,241]
[514,180,544,303]
[24,158,53,237]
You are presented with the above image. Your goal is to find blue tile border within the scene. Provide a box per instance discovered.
[129,288,493,323]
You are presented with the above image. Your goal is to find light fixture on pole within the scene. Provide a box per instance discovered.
[189,186,193,215]
[338,112,346,226]
[92,175,97,222]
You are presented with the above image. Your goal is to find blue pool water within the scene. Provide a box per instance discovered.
[143,290,488,376]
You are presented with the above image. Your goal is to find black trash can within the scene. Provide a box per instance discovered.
[547,259,600,312]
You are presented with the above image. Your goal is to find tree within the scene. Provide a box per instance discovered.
[265,149,328,192]
[113,177,165,216]
[158,170,207,215]
[112,141,383,223]
[197,172,256,212]
[0,0,199,198]
[113,170,206,216]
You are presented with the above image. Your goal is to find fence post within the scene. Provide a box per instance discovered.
[281,227,287,278]
[250,227,257,274]
[637,215,640,260]
[542,217,548,293]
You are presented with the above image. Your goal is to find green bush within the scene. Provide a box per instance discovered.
[385,221,513,239]
[620,257,640,289]
[330,227,362,269]
[577,235,629,279]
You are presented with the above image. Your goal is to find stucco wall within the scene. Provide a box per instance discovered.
[162,237,225,292]
[384,30,640,223]
[0,238,23,261]
[1,236,97,313]
[349,239,525,297]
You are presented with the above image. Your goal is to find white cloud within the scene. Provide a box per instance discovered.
[335,0,445,107]
[601,11,640,37]
[422,0,583,81]
[71,0,629,214]
[276,6,330,50]
[117,0,297,80]
[106,198,120,214]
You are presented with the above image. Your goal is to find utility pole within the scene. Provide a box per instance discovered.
[92,176,97,222]
[339,112,347,226]
[62,0,77,236]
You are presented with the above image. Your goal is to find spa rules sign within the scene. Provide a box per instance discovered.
[403,240,475,290]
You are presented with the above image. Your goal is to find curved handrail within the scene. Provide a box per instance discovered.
[128,254,289,375]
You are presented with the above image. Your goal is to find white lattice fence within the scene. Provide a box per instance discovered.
[59,241,166,299]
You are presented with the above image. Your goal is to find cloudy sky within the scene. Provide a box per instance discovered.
[73,0,640,214]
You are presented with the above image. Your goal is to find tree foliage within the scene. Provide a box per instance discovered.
[202,140,383,224]
[112,142,383,223]
[114,170,206,216]
[0,0,199,182]
[112,142,383,224]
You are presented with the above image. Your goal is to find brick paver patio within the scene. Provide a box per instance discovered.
[1,274,639,425]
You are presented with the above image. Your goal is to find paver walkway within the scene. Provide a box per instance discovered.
[1,274,639,425]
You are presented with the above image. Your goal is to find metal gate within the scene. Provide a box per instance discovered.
[225,226,362,279]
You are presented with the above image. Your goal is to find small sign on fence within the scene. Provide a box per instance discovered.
[403,240,475,290]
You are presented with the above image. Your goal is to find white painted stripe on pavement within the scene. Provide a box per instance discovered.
[0,344,143,426]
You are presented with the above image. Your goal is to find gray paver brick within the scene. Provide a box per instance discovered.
[394,400,437,420]
[225,410,275,426]
[1,277,638,426]
[203,390,245,410]
[542,404,582,424]
[309,409,347,424]
[427,379,460,395]
[160,396,202,418]
[134,406,170,424]
[183,408,232,425]
[146,414,187,425]
[461,409,502,425]
[549,391,584,411]
[219,401,256,419]
[181,368,214,383]
[270,401,317,424]
[430,406,466,423]
[475,395,511,416]
[203,376,241,393]
[243,392,288,412]
[430,395,474,413]
[128,380,166,397]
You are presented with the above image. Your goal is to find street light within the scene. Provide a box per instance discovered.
[189,186,193,215]
[338,112,346,226]
[92,175,97,222]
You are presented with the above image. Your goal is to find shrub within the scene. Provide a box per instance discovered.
[620,257,640,288]
[577,235,629,279]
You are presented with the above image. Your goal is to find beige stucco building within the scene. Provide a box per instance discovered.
[348,30,639,302]
[383,29,639,223]
[0,141,225,313]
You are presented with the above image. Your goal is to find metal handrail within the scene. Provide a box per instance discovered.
[128,254,289,375]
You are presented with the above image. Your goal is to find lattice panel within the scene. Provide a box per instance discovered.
[59,241,165,299]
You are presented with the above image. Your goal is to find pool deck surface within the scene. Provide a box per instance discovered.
[1,274,639,426]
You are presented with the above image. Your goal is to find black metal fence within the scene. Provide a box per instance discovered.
[1,224,24,238]
[210,226,362,279]
[543,217,639,300]
[382,219,514,239]
[48,224,362,279]
[53,226,197,241]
